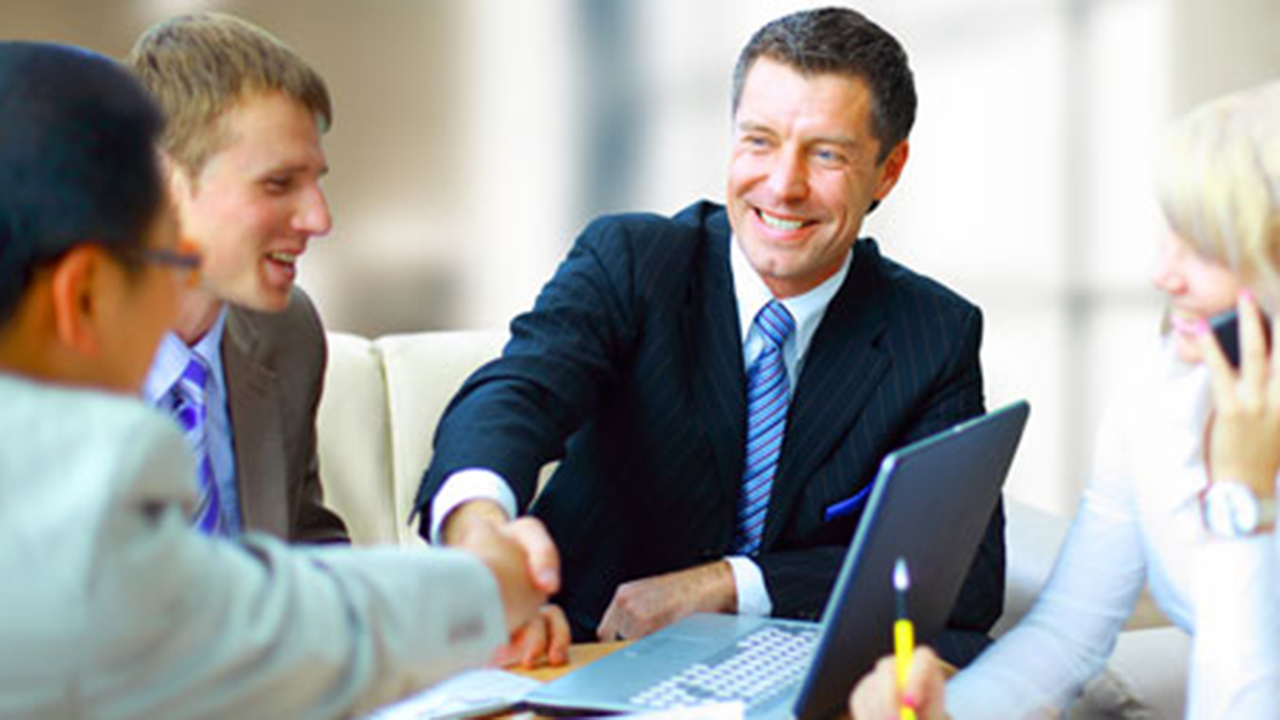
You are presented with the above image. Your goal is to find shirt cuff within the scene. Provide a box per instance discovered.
[726,555,773,616]
[428,468,518,544]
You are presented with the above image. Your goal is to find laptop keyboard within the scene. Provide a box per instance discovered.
[629,625,818,710]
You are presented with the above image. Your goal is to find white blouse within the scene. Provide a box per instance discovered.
[947,339,1280,719]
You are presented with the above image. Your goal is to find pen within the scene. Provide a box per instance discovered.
[823,485,872,522]
[893,557,917,720]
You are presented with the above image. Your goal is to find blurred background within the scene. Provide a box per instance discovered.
[6,0,1278,516]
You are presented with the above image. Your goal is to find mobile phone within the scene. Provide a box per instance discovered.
[1209,309,1271,368]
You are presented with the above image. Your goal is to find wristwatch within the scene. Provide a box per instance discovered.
[1201,481,1277,539]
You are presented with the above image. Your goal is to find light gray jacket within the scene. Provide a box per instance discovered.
[0,374,505,719]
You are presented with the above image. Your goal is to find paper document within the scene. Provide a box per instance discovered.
[619,702,745,719]
[363,668,541,720]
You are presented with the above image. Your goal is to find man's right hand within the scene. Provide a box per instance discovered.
[848,646,950,720]
[445,500,569,665]
[451,516,550,633]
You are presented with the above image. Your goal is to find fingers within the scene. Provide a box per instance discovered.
[543,604,572,665]
[492,605,571,669]
[512,613,548,668]
[849,650,949,720]
[1270,312,1280,404]
[503,517,561,594]
[849,655,901,720]
[596,596,623,642]
[1196,315,1238,407]
[906,647,947,717]
[1238,291,1268,394]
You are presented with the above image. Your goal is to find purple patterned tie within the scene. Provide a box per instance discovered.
[734,300,796,555]
[170,356,226,535]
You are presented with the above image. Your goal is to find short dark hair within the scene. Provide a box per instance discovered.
[732,7,916,162]
[0,42,165,328]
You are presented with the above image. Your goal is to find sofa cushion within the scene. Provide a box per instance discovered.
[319,330,507,546]
[377,331,507,544]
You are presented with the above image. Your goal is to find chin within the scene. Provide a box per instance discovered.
[236,289,291,314]
[1172,335,1205,366]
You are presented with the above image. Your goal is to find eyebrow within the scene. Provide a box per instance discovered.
[735,120,860,151]
[260,162,329,178]
[735,120,776,136]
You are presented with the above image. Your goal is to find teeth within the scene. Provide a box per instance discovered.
[267,251,298,265]
[759,210,805,231]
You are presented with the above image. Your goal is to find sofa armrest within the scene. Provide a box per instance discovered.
[998,498,1070,636]
[318,332,397,545]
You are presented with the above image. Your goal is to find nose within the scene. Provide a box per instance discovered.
[294,183,332,237]
[765,145,808,203]
[1150,232,1187,295]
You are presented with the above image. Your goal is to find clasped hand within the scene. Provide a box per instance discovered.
[446,501,570,668]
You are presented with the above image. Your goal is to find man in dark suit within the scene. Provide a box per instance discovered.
[416,6,1003,666]
[129,13,347,542]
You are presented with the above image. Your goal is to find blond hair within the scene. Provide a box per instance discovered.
[128,12,332,177]
[1158,81,1280,312]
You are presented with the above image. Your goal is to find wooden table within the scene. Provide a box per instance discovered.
[512,641,627,683]
[495,643,626,719]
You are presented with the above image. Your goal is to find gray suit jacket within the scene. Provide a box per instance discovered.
[224,288,348,543]
[0,374,506,719]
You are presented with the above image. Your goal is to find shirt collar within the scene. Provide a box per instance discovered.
[728,234,853,358]
[1154,339,1216,511]
[142,306,229,403]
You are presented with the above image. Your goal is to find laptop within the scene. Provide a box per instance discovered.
[524,400,1030,720]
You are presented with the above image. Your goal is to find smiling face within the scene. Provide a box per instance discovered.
[171,90,331,313]
[727,58,908,299]
[1151,229,1243,364]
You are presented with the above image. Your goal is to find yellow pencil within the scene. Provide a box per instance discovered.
[893,557,917,720]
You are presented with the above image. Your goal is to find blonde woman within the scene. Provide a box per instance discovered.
[850,82,1280,719]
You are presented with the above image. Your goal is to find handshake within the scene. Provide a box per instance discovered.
[445,499,572,669]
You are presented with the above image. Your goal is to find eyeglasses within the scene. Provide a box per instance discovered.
[134,247,202,271]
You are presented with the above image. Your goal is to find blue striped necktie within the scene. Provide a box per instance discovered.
[734,300,796,556]
[169,356,226,536]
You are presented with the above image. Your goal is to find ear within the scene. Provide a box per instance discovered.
[161,151,196,206]
[872,140,910,202]
[47,246,108,358]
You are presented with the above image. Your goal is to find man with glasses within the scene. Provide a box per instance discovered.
[0,41,558,717]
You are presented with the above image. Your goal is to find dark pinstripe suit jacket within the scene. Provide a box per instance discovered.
[417,201,1003,664]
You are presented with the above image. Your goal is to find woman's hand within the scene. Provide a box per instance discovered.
[1196,291,1280,499]
[848,646,950,720]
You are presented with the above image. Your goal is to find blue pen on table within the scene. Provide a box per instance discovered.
[823,484,872,522]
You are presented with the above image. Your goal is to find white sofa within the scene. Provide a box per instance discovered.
[316,330,1189,719]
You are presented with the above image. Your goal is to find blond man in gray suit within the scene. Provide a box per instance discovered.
[129,12,347,543]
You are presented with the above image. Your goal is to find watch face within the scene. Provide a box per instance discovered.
[1205,482,1260,537]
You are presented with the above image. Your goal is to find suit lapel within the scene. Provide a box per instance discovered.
[682,211,747,517]
[763,239,890,548]
[223,308,290,537]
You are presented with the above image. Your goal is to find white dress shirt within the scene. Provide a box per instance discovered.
[946,338,1280,719]
[143,307,242,534]
[431,235,852,616]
